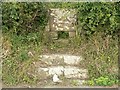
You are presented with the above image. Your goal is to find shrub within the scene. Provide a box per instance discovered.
[2,2,48,35]
[77,2,119,37]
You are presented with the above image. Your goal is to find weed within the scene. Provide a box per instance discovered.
[87,76,118,86]
[71,80,79,86]
[2,32,42,86]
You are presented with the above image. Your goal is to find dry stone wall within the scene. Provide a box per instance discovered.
[46,8,77,39]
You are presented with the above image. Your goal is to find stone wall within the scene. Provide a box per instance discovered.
[46,8,77,39]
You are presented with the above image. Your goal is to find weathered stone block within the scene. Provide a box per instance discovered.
[63,55,82,65]
[69,32,76,37]
[50,32,58,39]
[64,66,88,79]
[39,54,64,65]
[38,66,88,79]
[39,54,83,65]
[48,66,64,75]
[38,66,64,76]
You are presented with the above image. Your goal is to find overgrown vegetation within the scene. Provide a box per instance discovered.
[80,32,118,86]
[2,2,48,35]
[2,2,119,87]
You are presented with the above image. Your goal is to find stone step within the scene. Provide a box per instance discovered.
[37,66,88,79]
[64,66,88,79]
[39,54,83,65]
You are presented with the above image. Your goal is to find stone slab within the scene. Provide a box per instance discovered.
[64,66,88,79]
[48,66,64,75]
[38,66,88,79]
[39,54,83,65]
[63,55,82,65]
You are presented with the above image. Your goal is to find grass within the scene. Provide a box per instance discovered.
[2,31,118,87]
[2,32,42,86]
[79,33,118,86]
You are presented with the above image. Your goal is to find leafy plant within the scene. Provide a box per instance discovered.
[2,2,48,35]
[77,2,119,36]
[87,76,118,86]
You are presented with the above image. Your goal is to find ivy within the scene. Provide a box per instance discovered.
[2,2,48,35]
[77,2,119,36]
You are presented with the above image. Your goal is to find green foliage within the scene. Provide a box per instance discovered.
[2,2,48,35]
[19,50,29,61]
[78,32,118,87]
[2,2,120,36]
[87,76,118,86]
[2,33,41,85]
[47,2,120,37]
[77,2,119,36]
[114,2,120,31]
[46,2,77,9]
[82,33,118,78]
[2,57,18,85]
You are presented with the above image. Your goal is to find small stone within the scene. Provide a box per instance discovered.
[53,74,62,83]
[64,26,69,30]
[58,28,64,31]
[28,51,34,57]
[40,68,49,72]
[50,13,55,16]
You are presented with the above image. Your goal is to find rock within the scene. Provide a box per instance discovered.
[63,55,82,65]
[40,68,49,72]
[48,66,64,75]
[39,54,64,65]
[64,66,88,79]
[51,32,58,39]
[39,54,83,65]
[38,66,88,79]
[38,66,64,76]
[37,68,49,78]
[52,74,62,83]
[64,26,69,30]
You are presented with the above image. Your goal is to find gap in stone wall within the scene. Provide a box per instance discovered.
[58,31,69,39]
